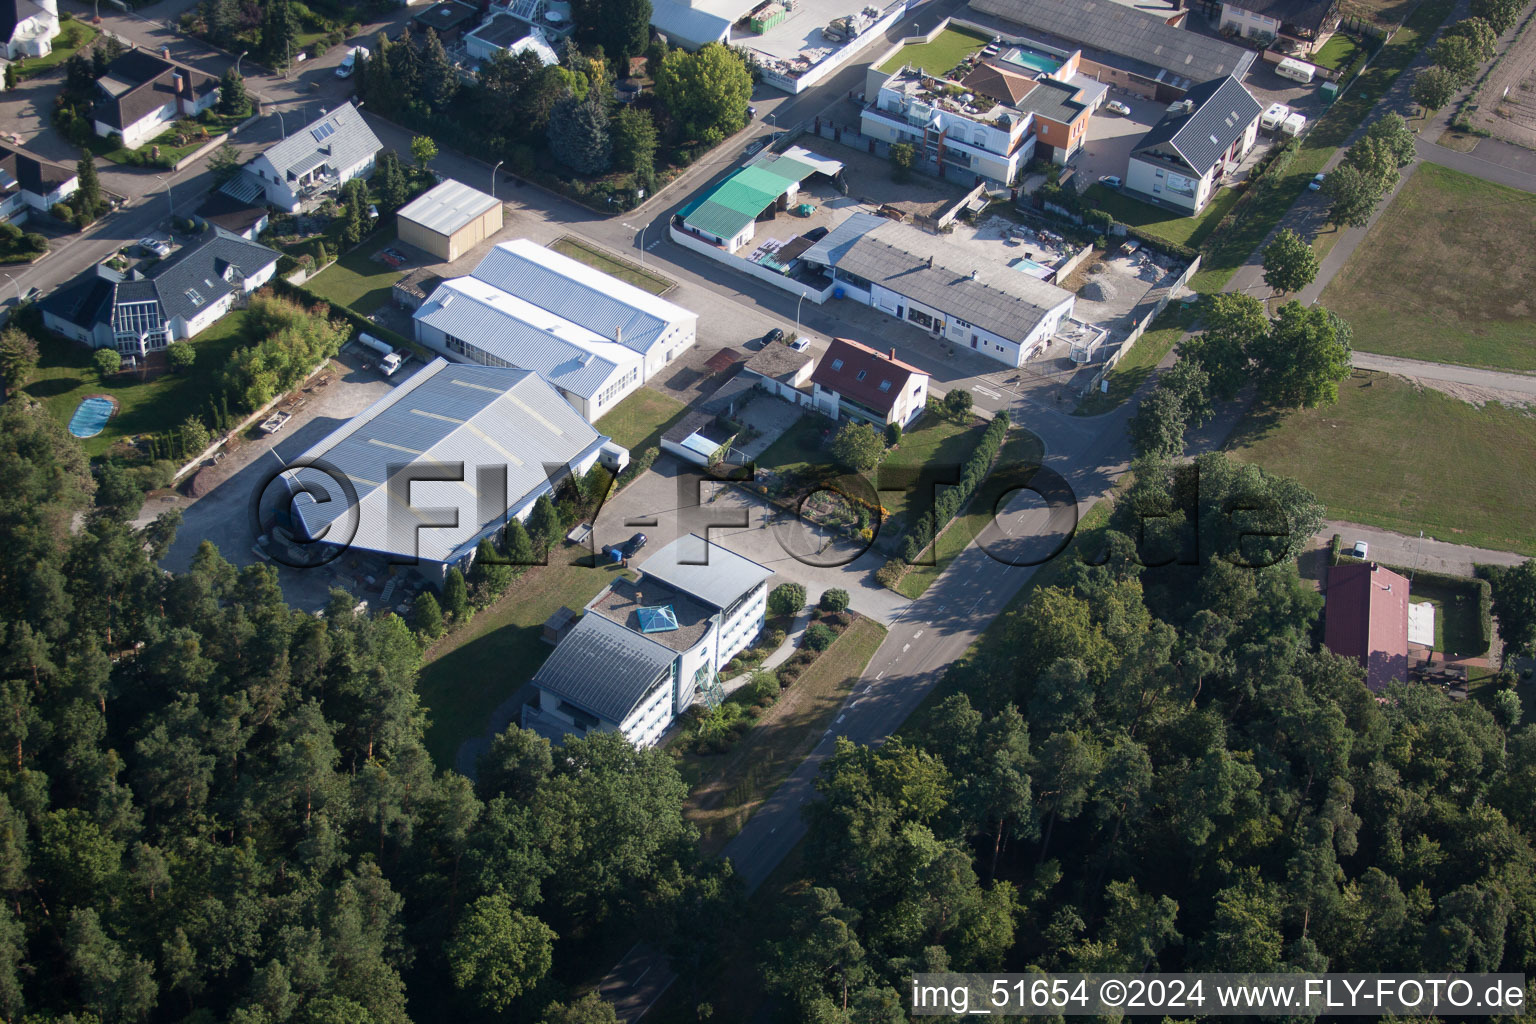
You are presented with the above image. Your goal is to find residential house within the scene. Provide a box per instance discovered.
[413,0,479,40]
[802,212,1077,367]
[41,233,279,353]
[195,189,269,241]
[967,0,1256,100]
[0,0,58,61]
[0,140,77,224]
[413,238,698,421]
[92,50,219,150]
[524,534,774,747]
[810,337,929,427]
[1125,75,1264,214]
[464,14,560,65]
[740,341,813,404]
[242,102,382,212]
[1324,561,1410,691]
[1219,0,1338,53]
[277,357,628,579]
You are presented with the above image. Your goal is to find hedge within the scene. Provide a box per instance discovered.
[1329,533,1342,567]
[271,277,422,356]
[1340,553,1494,653]
[898,411,1011,564]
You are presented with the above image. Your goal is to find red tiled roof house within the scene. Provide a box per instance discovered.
[810,337,929,428]
[1324,562,1410,691]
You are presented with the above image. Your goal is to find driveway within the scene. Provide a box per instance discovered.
[1320,520,1527,577]
[593,457,912,625]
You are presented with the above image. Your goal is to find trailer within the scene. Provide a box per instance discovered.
[359,333,409,376]
[1275,57,1316,84]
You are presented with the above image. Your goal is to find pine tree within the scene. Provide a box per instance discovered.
[75,154,101,223]
[260,0,298,68]
[442,568,470,622]
[420,28,458,112]
[413,591,444,639]
[218,67,250,117]
[547,90,612,175]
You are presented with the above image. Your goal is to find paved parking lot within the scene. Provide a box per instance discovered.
[593,456,913,625]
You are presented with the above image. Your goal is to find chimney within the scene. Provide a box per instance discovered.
[162,46,170,60]
[888,347,896,360]
[926,254,933,268]
[615,327,622,345]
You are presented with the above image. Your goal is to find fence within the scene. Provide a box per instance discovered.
[1083,254,1201,395]
[668,223,835,302]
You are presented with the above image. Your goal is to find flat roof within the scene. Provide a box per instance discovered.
[588,576,715,652]
[397,178,501,237]
[638,534,774,610]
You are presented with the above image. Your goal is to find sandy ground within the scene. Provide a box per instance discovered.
[1470,7,1536,148]
[1395,373,1536,409]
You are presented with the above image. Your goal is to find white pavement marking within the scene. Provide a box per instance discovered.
[913,629,924,638]
[973,385,1001,399]
[902,644,910,653]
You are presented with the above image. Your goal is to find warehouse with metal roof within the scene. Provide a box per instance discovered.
[277,357,626,577]
[412,239,698,421]
[677,147,844,254]
[396,178,504,261]
[802,213,1077,368]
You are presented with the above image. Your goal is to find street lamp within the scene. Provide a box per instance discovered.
[2,273,20,305]
[491,159,503,198]
[637,221,648,265]
[235,50,248,77]
[154,174,175,222]
[794,292,805,333]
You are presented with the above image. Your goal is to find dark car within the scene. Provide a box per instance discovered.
[763,327,785,345]
[622,532,648,557]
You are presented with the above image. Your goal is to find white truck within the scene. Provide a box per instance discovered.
[358,332,408,376]
[336,46,369,78]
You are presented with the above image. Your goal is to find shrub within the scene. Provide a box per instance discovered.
[767,582,806,617]
[819,588,850,613]
[166,342,197,373]
[943,388,973,418]
[412,591,445,640]
[884,421,902,447]
[1328,533,1342,566]
[742,671,779,706]
[876,558,905,590]
[92,347,120,377]
[767,628,787,649]
[803,622,835,652]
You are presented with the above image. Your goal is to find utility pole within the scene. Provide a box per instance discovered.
[491,159,503,198]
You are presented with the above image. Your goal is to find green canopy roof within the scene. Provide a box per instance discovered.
[681,160,811,241]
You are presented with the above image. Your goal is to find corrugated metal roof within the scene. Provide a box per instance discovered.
[638,534,774,611]
[681,160,816,241]
[398,178,501,238]
[803,213,1076,343]
[648,0,735,47]
[530,612,677,724]
[1132,75,1264,173]
[968,0,1255,83]
[470,239,695,359]
[282,358,608,565]
[259,102,382,179]
[415,276,631,399]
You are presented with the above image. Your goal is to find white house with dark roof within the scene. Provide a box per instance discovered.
[1125,75,1264,215]
[41,233,279,353]
[277,357,627,579]
[91,50,220,150]
[0,140,76,223]
[243,102,382,212]
[0,0,58,62]
[524,534,773,747]
[802,213,1076,367]
[413,239,697,421]
[1219,0,1338,53]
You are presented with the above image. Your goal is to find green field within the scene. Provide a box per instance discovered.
[549,236,674,296]
[1084,183,1241,250]
[23,311,250,457]
[877,25,990,75]
[1311,32,1365,71]
[1188,0,1454,294]
[305,230,402,317]
[1073,301,1201,415]
[594,387,687,451]
[1320,163,1536,371]
[1227,372,1536,556]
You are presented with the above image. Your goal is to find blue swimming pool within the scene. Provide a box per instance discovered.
[1001,46,1063,76]
[68,396,116,438]
[1011,257,1049,273]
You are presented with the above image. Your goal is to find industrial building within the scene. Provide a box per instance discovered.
[395,179,504,262]
[277,357,627,579]
[1125,75,1264,214]
[802,212,1076,367]
[676,147,845,254]
[413,239,698,421]
[524,534,774,747]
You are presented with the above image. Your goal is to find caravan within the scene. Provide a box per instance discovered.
[1260,102,1290,132]
[1275,57,1317,84]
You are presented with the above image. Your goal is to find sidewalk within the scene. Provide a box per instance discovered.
[720,608,812,695]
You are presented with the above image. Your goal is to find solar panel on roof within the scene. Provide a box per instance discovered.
[311,122,336,143]
[637,605,679,633]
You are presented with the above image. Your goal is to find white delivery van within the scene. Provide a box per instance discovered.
[1275,57,1316,83]
[336,46,369,78]
[1260,102,1290,132]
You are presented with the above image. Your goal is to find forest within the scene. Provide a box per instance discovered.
[758,453,1536,1021]
[0,400,735,1023]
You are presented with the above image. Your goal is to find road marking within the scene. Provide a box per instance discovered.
[972,385,1001,399]
[902,643,910,653]
[837,715,845,723]
[913,629,923,638]
[876,671,884,680]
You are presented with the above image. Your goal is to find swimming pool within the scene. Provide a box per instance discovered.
[68,396,116,438]
[1001,46,1063,75]
[1010,257,1052,277]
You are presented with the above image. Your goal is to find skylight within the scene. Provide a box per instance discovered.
[637,605,679,633]
[831,358,844,371]
[856,369,868,381]
[185,288,204,307]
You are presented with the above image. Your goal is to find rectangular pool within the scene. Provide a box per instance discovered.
[1000,46,1063,75]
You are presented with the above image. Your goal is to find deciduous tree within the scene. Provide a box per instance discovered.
[654,43,751,142]
[1251,300,1353,408]
[1261,227,1320,296]
[830,420,884,473]
[0,328,38,387]
[446,894,556,1011]
[1413,65,1460,112]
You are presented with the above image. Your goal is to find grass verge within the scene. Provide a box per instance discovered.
[1226,371,1536,556]
[594,387,688,451]
[23,310,250,457]
[678,616,886,855]
[304,230,403,318]
[549,236,674,295]
[1319,162,1536,371]
[1084,183,1240,250]
[1073,300,1201,415]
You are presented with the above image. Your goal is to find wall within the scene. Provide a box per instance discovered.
[1085,254,1200,392]
[756,0,909,95]
[668,223,834,302]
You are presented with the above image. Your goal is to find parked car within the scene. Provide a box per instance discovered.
[763,327,785,345]
[139,237,172,257]
[621,532,648,557]
[1098,175,1122,189]
[789,337,811,352]
[747,105,758,117]
[1351,540,1369,559]
[1105,99,1131,116]
[1309,172,1326,191]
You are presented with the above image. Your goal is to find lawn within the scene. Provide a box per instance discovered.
[877,24,990,75]
[1406,577,1487,657]
[1084,183,1241,250]
[91,112,246,167]
[305,230,404,319]
[896,424,1045,597]
[1311,32,1365,72]
[14,19,97,80]
[679,616,887,855]
[593,387,687,452]
[1073,300,1202,415]
[1226,372,1536,556]
[1319,163,1536,371]
[415,545,638,767]
[548,236,674,296]
[1188,0,1454,294]
[22,310,251,457]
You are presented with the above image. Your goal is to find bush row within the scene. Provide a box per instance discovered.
[896,412,1011,565]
